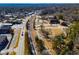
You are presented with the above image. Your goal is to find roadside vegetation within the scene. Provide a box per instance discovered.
[51,21,79,55]
[35,36,45,54]
[25,31,31,55]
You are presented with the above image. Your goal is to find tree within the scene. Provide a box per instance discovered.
[53,34,66,54]
[65,21,79,54]
[58,14,64,20]
[67,21,79,41]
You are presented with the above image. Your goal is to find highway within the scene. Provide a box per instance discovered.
[0,12,39,55]
[15,16,31,54]
[0,17,28,54]
[16,14,37,55]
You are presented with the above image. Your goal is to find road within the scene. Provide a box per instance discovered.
[0,16,29,54]
[15,16,31,54]
[0,12,39,55]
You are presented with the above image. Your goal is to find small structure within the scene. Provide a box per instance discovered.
[50,19,60,24]
[60,22,68,26]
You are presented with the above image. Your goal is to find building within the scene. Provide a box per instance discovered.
[0,23,12,34]
[0,35,9,51]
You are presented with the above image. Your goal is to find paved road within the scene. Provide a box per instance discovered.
[0,13,38,55]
